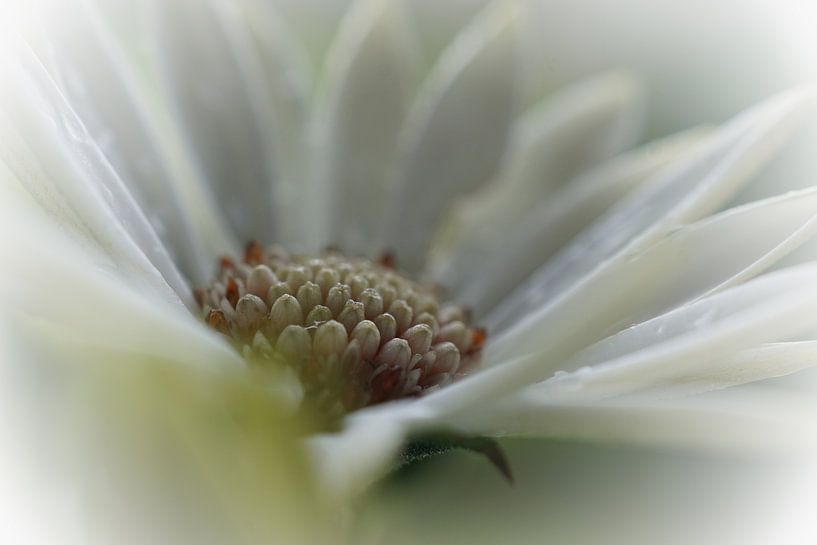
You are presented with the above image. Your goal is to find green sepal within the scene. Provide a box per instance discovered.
[396,431,514,484]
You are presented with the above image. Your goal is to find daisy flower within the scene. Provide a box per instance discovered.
[3,0,817,537]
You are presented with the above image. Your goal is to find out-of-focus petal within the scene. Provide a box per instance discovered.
[432,72,645,289]
[0,188,242,370]
[0,39,192,306]
[207,0,314,251]
[380,2,519,273]
[318,0,417,256]
[152,0,306,244]
[23,0,238,284]
[448,128,707,315]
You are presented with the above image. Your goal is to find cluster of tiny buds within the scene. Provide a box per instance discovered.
[195,242,485,416]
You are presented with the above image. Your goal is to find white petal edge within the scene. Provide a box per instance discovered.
[534,264,817,402]
[306,401,434,499]
[596,341,817,399]
[442,388,817,455]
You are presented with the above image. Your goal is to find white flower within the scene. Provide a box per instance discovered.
[3,0,817,536]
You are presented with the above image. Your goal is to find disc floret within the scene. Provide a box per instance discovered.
[195,242,485,416]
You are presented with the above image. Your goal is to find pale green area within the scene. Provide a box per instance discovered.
[355,438,801,545]
[7,324,806,545]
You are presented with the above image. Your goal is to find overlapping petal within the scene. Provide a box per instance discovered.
[0,39,192,307]
[153,0,311,248]
[488,86,817,337]
[20,0,240,283]
[431,72,646,293]
[451,127,708,316]
[0,187,242,371]
[318,0,417,256]
[381,2,519,273]
[489,186,817,372]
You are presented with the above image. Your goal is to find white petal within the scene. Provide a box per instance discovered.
[487,86,817,332]
[152,0,284,242]
[419,263,817,416]
[207,0,314,250]
[442,388,817,454]
[431,72,645,288]
[21,0,241,284]
[451,127,708,315]
[489,186,817,367]
[0,191,242,370]
[515,340,817,405]
[380,2,519,273]
[626,341,817,399]
[486,71,644,205]
[317,0,417,256]
[86,0,239,268]
[536,264,817,401]
[307,401,434,499]
[0,40,193,307]
[641,188,817,318]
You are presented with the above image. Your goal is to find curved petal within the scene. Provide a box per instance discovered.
[451,127,708,315]
[88,0,240,268]
[536,264,817,402]
[598,341,817,399]
[307,401,434,499]
[432,72,645,289]
[207,0,314,250]
[317,0,417,256]
[380,2,519,273]
[0,39,193,307]
[152,0,282,243]
[22,0,241,284]
[443,388,817,455]
[419,263,817,416]
[0,188,242,370]
[491,186,817,367]
[487,86,817,333]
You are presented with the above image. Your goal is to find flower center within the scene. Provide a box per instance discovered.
[195,242,485,417]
